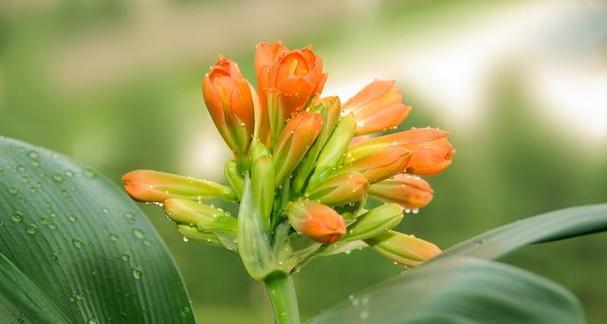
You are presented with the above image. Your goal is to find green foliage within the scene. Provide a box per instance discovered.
[308,257,583,324]
[310,203,607,323]
[0,137,194,323]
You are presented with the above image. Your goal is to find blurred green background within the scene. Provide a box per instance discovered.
[1,0,606,323]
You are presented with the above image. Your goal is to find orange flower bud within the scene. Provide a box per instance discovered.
[307,172,369,206]
[273,112,323,184]
[406,137,455,176]
[202,57,255,156]
[270,47,327,116]
[255,42,288,144]
[286,201,346,243]
[122,170,236,202]
[365,231,441,267]
[343,80,412,135]
[256,42,327,142]
[339,146,412,184]
[347,128,454,176]
[370,174,433,209]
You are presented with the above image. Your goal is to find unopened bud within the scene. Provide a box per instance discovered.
[224,160,243,199]
[338,146,412,184]
[273,112,323,184]
[307,114,356,187]
[343,80,412,135]
[370,174,433,208]
[344,204,403,241]
[249,140,275,224]
[122,170,236,202]
[285,201,346,244]
[307,172,368,206]
[293,96,341,193]
[365,230,441,267]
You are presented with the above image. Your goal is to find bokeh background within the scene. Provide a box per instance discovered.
[1,0,606,323]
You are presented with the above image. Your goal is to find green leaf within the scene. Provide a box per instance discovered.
[308,257,584,324]
[435,203,607,261]
[0,137,195,323]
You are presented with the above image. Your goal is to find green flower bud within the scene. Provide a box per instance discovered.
[365,230,441,267]
[164,199,237,251]
[176,224,222,247]
[307,172,368,206]
[292,97,341,193]
[224,160,244,199]
[307,114,356,188]
[250,142,275,225]
[344,203,403,241]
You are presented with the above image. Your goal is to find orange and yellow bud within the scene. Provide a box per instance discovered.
[307,172,369,206]
[202,57,255,156]
[343,80,412,135]
[285,200,346,244]
[339,146,412,184]
[273,112,323,184]
[370,174,433,209]
[256,42,327,142]
[347,128,454,176]
[365,231,441,267]
[122,170,236,202]
[406,137,455,176]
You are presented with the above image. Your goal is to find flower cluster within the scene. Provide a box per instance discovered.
[123,41,454,280]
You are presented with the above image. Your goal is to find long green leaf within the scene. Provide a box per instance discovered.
[0,137,195,323]
[308,257,584,324]
[435,203,607,261]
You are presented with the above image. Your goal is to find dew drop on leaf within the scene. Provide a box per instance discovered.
[132,228,145,239]
[26,224,37,235]
[51,173,64,183]
[72,238,83,249]
[11,211,24,223]
[132,268,143,280]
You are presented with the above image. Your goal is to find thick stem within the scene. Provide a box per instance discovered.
[264,274,301,324]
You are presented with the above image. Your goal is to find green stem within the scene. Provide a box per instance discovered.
[264,274,301,324]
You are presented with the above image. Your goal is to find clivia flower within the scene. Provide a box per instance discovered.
[255,42,327,144]
[123,41,455,286]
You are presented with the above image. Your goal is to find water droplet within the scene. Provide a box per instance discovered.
[11,212,24,223]
[124,211,136,224]
[70,292,85,303]
[108,233,119,242]
[64,170,74,177]
[132,268,143,280]
[72,238,83,249]
[120,252,131,262]
[132,228,145,239]
[68,214,77,222]
[83,169,96,178]
[51,173,64,183]
[182,236,189,242]
[16,165,25,172]
[179,306,191,318]
[8,187,18,195]
[87,319,98,324]
[101,207,109,214]
[49,222,58,230]
[50,253,59,262]
[412,208,419,214]
[26,224,37,235]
